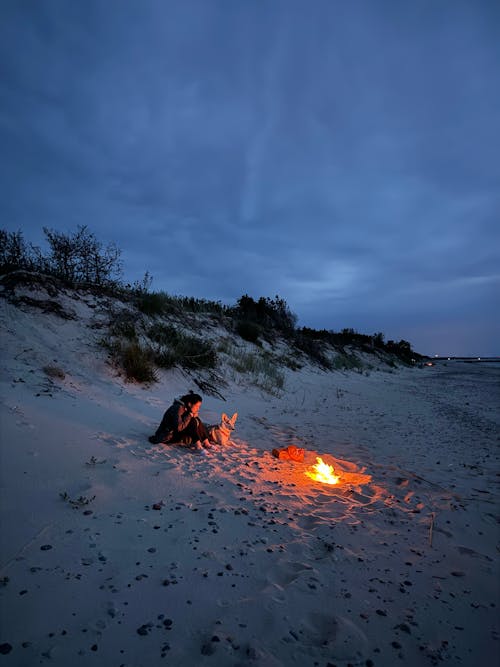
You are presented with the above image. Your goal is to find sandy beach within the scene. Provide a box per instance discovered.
[1,292,499,666]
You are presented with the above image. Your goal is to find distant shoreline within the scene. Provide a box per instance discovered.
[431,356,500,363]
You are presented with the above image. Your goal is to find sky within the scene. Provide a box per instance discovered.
[1,0,499,356]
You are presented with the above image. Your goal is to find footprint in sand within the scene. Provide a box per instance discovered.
[295,514,329,531]
[297,611,368,661]
[266,560,314,589]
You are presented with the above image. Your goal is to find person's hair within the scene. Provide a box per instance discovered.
[180,391,202,407]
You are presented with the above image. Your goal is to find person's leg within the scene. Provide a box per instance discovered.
[195,419,209,441]
[171,418,199,445]
[193,418,213,448]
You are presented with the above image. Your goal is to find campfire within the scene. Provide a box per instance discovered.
[306,457,340,485]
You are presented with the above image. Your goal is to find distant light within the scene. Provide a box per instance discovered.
[478,357,481,360]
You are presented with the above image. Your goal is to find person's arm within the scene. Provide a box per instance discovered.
[175,404,193,432]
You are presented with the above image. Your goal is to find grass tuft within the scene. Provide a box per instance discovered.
[229,349,285,394]
[120,342,158,383]
[43,364,65,380]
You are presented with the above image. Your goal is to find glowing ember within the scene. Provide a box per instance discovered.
[306,457,340,485]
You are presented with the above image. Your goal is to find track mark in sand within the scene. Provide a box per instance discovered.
[266,560,314,589]
[295,514,329,531]
[456,545,493,561]
[95,432,131,449]
[294,611,368,661]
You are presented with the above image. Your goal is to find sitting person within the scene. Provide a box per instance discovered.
[148,391,212,450]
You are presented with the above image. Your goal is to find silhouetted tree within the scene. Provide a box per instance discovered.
[42,225,122,285]
[0,230,33,273]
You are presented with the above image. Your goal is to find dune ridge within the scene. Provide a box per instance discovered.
[0,281,499,666]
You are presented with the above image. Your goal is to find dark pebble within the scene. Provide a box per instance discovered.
[91,644,98,651]
[137,625,150,636]
[40,545,52,551]
[211,635,220,642]
[376,609,387,616]
[391,641,402,649]
[0,644,13,655]
[163,619,173,629]
[395,623,411,634]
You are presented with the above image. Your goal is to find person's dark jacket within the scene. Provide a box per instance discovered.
[149,399,194,444]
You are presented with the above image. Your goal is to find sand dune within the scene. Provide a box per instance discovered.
[1,290,499,666]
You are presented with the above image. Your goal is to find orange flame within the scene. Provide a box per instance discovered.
[306,457,340,485]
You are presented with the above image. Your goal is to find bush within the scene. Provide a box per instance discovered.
[232,294,297,337]
[109,312,139,341]
[331,353,363,371]
[137,292,177,316]
[293,333,332,369]
[43,225,122,286]
[147,324,217,371]
[147,322,178,345]
[0,230,34,273]
[120,342,157,383]
[235,320,262,344]
[0,226,123,287]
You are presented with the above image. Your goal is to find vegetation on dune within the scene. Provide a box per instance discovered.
[1,226,424,388]
[0,226,123,288]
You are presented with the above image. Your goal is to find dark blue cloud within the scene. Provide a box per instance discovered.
[1,0,499,355]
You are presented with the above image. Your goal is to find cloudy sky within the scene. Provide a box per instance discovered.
[1,1,499,356]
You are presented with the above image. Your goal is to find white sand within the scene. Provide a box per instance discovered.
[1,288,499,667]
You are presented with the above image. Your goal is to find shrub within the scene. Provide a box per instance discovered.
[147,322,178,345]
[120,342,157,383]
[147,324,217,371]
[0,230,34,273]
[43,225,122,286]
[331,353,363,371]
[235,320,262,344]
[293,333,332,369]
[137,292,177,316]
[0,226,123,287]
[109,312,139,341]
[232,294,297,337]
